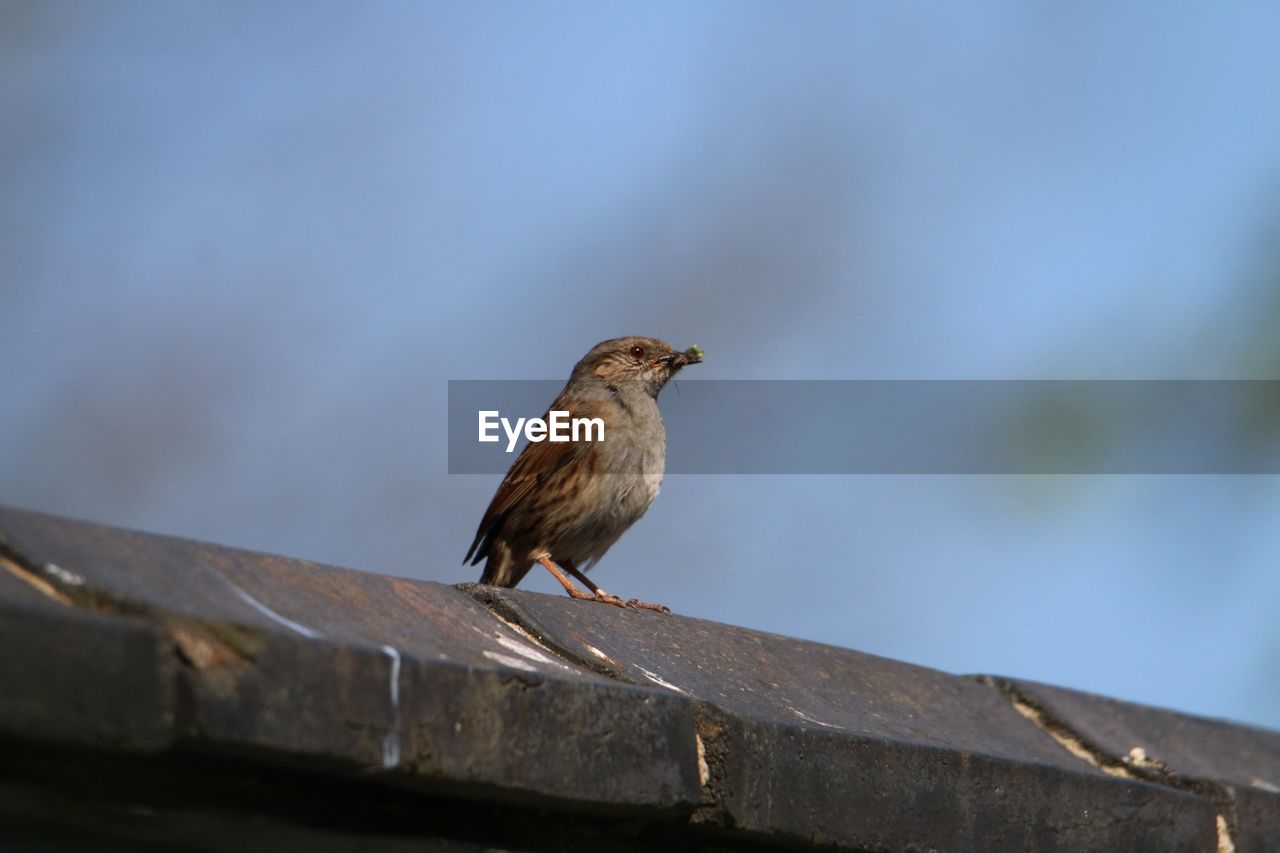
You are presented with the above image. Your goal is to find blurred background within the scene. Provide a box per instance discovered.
[4,1,1280,728]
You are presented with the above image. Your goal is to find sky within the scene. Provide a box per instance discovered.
[4,1,1280,729]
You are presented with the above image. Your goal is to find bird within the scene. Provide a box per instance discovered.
[465,336,702,612]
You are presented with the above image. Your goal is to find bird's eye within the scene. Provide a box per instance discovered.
[629,345,646,359]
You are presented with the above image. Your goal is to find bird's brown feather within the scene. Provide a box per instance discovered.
[464,336,694,598]
[464,396,608,572]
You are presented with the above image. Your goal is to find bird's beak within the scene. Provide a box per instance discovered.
[664,351,701,369]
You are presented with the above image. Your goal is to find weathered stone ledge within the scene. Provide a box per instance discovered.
[0,505,1275,851]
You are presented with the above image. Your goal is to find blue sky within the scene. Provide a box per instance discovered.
[4,1,1280,728]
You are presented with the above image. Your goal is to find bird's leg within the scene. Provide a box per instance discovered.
[536,556,625,608]
[559,560,628,608]
[534,555,591,598]
[559,559,604,594]
[562,559,671,615]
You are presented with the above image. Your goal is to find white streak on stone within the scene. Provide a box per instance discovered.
[471,616,575,671]
[495,634,558,666]
[227,582,323,639]
[636,666,687,695]
[1251,775,1280,793]
[381,645,402,768]
[1217,813,1236,853]
[483,650,538,671]
[784,704,844,730]
[43,563,85,586]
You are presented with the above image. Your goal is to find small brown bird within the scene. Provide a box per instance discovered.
[465,337,701,612]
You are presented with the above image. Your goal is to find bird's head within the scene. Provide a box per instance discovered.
[570,336,702,398]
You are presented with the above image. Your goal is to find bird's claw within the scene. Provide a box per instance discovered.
[625,598,671,614]
[568,586,667,613]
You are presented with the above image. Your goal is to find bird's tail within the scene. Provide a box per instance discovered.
[478,541,529,588]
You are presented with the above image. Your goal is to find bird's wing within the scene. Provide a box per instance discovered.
[464,398,607,565]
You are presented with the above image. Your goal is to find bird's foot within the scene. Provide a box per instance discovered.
[625,598,671,614]
[566,587,628,609]
[592,591,629,609]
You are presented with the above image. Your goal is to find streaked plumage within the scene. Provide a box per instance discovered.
[465,336,699,608]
